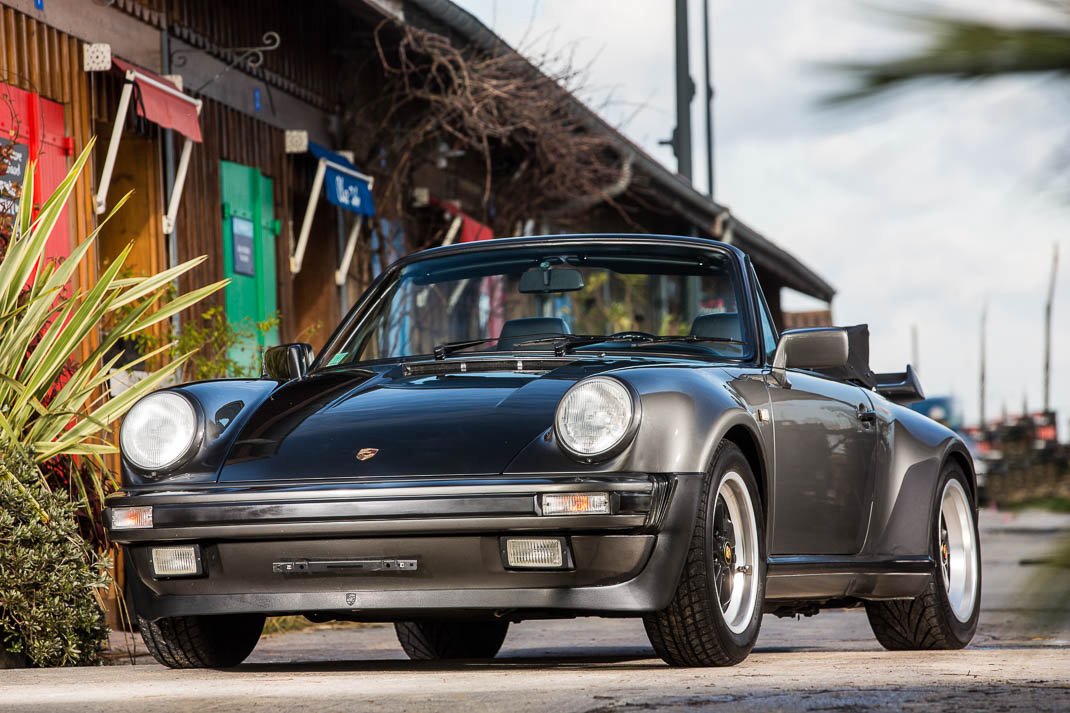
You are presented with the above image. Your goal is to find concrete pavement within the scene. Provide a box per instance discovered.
[1,509,1067,712]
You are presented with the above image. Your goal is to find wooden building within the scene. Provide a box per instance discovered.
[0,0,833,362]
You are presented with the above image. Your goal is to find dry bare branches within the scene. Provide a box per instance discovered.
[352,22,632,249]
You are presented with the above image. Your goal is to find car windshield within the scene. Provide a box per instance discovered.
[321,242,754,366]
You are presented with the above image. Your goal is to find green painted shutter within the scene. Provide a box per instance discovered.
[221,161,278,372]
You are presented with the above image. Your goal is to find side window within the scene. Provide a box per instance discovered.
[752,270,778,363]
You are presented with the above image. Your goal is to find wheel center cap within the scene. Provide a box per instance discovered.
[723,542,734,565]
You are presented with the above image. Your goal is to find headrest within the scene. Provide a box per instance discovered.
[497,317,571,351]
[690,312,742,342]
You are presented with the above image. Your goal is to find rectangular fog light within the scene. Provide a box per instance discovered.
[540,492,610,516]
[151,545,202,578]
[110,506,153,530]
[503,537,568,569]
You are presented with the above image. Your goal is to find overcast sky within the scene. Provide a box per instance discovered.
[454,0,1069,431]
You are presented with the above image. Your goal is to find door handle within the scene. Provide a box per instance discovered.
[856,404,877,423]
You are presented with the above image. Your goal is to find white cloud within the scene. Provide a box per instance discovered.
[455,0,1069,431]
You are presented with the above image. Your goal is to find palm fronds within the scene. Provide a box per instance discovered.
[0,139,226,493]
[825,2,1070,104]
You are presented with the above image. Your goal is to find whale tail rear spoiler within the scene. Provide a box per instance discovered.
[875,365,925,404]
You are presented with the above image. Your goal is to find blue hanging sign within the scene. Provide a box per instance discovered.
[308,142,375,217]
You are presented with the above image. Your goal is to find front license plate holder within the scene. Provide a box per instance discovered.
[272,558,418,575]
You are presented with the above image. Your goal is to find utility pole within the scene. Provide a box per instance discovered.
[979,301,987,428]
[1043,243,1059,414]
[701,0,714,198]
[660,0,694,180]
[911,324,920,375]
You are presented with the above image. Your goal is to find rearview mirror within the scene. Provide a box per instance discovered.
[519,267,584,294]
[772,328,849,372]
[263,343,314,381]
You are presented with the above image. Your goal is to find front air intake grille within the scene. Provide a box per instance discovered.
[402,358,570,377]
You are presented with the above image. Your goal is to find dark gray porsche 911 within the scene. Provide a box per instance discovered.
[106,234,981,668]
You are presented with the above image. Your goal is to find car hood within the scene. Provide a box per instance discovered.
[217,361,617,482]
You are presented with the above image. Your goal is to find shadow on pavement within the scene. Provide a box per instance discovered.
[237,648,662,673]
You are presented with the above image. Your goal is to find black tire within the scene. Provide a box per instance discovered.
[865,462,981,650]
[395,620,509,661]
[138,614,265,668]
[643,441,766,667]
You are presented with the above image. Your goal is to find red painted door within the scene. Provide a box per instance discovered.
[0,82,74,261]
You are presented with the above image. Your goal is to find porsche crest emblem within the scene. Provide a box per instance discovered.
[355,448,379,461]
[345,592,358,607]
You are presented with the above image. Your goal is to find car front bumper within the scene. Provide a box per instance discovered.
[106,473,704,621]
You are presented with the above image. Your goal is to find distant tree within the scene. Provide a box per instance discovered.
[826,1,1070,104]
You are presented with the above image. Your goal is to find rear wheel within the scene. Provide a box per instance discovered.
[866,462,981,649]
[139,614,265,668]
[644,441,766,667]
[395,619,510,660]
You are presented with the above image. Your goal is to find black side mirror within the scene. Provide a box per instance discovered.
[772,328,849,373]
[263,343,314,381]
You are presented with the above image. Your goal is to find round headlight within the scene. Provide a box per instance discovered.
[555,377,640,460]
[120,392,200,472]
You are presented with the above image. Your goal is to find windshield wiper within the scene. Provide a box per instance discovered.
[432,338,500,360]
[515,334,746,356]
[636,335,747,346]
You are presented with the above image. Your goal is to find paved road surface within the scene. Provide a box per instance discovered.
[2,509,1068,712]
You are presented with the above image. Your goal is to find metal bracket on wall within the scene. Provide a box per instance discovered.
[334,215,365,286]
[170,32,282,94]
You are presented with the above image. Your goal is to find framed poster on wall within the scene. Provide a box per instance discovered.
[232,216,255,277]
[0,138,29,248]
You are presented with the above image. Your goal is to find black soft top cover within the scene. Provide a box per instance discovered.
[816,324,877,389]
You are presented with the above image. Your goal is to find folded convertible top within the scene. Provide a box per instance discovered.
[815,324,877,389]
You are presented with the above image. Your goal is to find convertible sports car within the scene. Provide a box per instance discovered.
[105,234,981,668]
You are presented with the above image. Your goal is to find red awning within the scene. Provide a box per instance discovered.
[436,199,494,242]
[113,58,202,143]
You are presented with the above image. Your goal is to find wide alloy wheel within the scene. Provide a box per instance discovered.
[711,471,762,635]
[395,619,510,661]
[866,462,981,650]
[939,478,980,623]
[644,441,766,667]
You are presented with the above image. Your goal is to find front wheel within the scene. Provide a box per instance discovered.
[139,614,265,668]
[395,619,509,660]
[644,441,766,667]
[866,462,981,649]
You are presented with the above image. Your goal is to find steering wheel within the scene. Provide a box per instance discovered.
[609,331,658,341]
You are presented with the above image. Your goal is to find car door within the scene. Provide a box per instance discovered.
[767,371,878,555]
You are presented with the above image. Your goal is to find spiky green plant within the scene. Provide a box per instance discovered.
[0,139,225,503]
